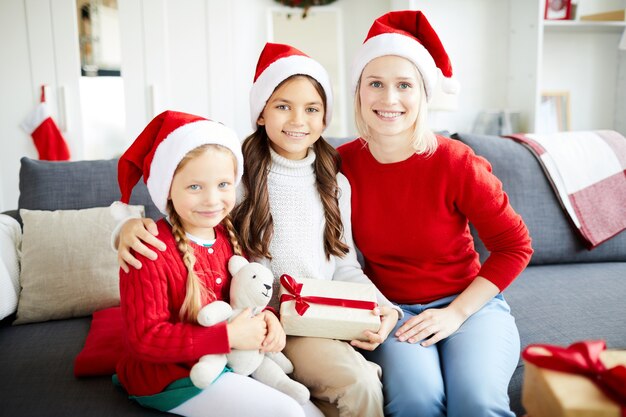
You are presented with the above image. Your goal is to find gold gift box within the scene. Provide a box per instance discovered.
[279,277,381,341]
[522,347,625,417]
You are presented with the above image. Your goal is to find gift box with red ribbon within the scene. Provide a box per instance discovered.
[279,275,381,341]
[521,340,626,417]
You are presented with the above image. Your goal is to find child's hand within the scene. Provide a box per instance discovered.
[259,310,286,353]
[395,306,465,347]
[350,306,399,351]
[118,218,165,272]
[227,308,267,350]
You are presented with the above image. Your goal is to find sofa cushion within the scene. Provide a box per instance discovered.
[17,157,161,223]
[0,214,21,320]
[15,206,142,325]
[0,316,161,416]
[453,133,626,265]
[506,263,626,351]
[74,307,124,377]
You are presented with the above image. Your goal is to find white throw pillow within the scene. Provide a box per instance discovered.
[15,205,144,325]
[0,214,21,320]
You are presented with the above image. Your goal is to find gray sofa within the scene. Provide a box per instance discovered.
[1,132,625,416]
[453,132,626,414]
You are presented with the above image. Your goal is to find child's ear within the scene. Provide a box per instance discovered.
[257,114,265,126]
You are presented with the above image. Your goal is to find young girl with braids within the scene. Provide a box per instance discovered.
[111,110,320,417]
[115,45,400,417]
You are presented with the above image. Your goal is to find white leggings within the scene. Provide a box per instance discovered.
[168,373,323,417]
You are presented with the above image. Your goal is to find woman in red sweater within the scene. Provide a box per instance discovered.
[112,111,316,417]
[339,11,533,417]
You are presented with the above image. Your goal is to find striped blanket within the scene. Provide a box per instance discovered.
[506,131,626,248]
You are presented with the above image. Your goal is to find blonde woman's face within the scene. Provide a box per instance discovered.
[257,76,325,160]
[169,148,237,239]
[358,55,422,142]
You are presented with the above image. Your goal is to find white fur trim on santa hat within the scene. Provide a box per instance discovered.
[147,120,244,215]
[351,33,442,101]
[249,55,333,130]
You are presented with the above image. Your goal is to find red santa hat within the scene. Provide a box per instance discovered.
[112,110,243,217]
[351,10,459,101]
[249,42,333,129]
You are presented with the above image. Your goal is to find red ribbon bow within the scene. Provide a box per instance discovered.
[279,274,377,316]
[522,340,626,416]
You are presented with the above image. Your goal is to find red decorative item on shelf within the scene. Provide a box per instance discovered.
[545,0,572,20]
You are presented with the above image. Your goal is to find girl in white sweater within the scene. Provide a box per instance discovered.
[116,43,399,417]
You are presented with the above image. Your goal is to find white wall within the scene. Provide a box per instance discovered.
[0,0,82,213]
[2,0,624,210]
[0,2,37,213]
[617,34,626,135]
[405,0,512,133]
[118,0,272,142]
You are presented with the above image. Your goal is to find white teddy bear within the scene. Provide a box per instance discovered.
[189,255,309,404]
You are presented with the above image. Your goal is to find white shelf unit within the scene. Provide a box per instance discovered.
[540,19,624,132]
[508,0,625,133]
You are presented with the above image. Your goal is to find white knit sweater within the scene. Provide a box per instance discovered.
[257,148,396,312]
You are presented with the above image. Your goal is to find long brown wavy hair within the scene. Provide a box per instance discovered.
[232,75,349,261]
[167,144,243,323]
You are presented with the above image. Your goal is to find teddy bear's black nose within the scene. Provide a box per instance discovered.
[264,284,271,291]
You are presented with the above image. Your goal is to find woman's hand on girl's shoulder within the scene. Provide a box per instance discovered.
[350,306,399,351]
[118,217,166,272]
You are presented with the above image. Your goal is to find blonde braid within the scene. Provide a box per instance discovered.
[167,200,210,323]
[222,215,243,256]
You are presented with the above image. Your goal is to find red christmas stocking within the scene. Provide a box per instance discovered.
[21,89,71,161]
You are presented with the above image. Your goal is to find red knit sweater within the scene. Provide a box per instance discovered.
[116,219,233,396]
[338,136,533,304]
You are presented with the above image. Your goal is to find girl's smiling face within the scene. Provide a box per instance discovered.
[257,75,326,160]
[168,147,237,239]
[358,55,423,143]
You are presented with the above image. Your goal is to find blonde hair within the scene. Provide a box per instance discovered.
[353,61,438,156]
[167,144,242,323]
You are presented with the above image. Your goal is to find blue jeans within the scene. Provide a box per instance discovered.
[362,294,520,417]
